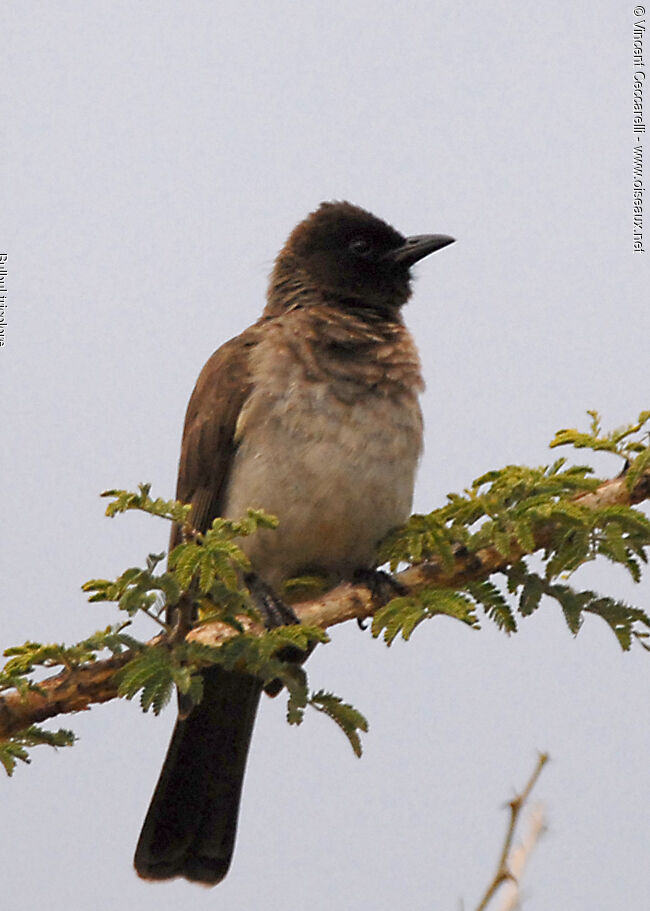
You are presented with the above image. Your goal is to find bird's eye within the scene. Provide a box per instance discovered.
[348,237,373,257]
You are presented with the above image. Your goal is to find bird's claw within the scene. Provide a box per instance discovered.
[353,569,406,630]
[244,572,314,697]
[244,572,299,629]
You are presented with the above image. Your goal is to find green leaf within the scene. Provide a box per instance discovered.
[101,484,192,524]
[550,410,650,461]
[115,646,175,714]
[309,691,368,757]
[584,597,650,652]
[371,597,427,645]
[547,584,585,635]
[284,665,309,725]
[513,517,535,553]
[372,590,479,646]
[545,526,591,579]
[466,580,517,633]
[0,726,76,776]
[518,573,545,616]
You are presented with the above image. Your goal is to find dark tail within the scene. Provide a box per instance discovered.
[134,665,262,884]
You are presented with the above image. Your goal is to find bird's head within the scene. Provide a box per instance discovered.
[267,201,454,317]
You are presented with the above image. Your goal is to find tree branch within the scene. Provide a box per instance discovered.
[0,653,133,741]
[498,803,547,911]
[474,753,549,911]
[1,467,648,742]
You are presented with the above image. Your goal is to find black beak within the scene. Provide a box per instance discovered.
[387,234,455,267]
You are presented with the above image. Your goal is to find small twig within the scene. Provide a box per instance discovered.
[498,804,547,911]
[474,753,549,911]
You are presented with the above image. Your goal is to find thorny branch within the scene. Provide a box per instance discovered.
[474,753,549,911]
[498,803,547,911]
[0,467,649,742]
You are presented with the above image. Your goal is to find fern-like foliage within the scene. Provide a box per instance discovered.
[101,483,192,524]
[1,486,363,765]
[309,691,369,757]
[185,625,329,724]
[550,409,650,460]
[0,625,146,770]
[1,411,649,771]
[83,556,180,622]
[114,625,332,738]
[376,411,650,650]
[372,590,479,645]
[505,562,650,650]
[0,624,140,694]
[82,498,354,745]
[371,579,519,646]
[378,458,601,571]
[550,410,650,495]
[0,726,76,776]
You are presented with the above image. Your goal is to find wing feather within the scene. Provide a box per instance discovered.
[171,324,260,545]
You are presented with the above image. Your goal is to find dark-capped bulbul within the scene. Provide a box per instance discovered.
[134,201,454,884]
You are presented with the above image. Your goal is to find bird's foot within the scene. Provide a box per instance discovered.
[353,568,407,629]
[244,572,312,697]
[244,572,299,629]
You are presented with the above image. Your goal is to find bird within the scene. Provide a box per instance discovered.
[133,201,454,885]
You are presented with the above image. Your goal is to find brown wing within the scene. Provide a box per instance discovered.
[171,323,260,548]
[139,323,266,884]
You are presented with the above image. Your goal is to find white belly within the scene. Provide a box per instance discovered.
[222,374,422,589]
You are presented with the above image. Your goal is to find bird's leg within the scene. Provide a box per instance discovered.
[243,571,300,629]
[243,571,317,697]
[353,568,407,629]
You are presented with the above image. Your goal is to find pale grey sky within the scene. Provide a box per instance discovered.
[3,2,649,909]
